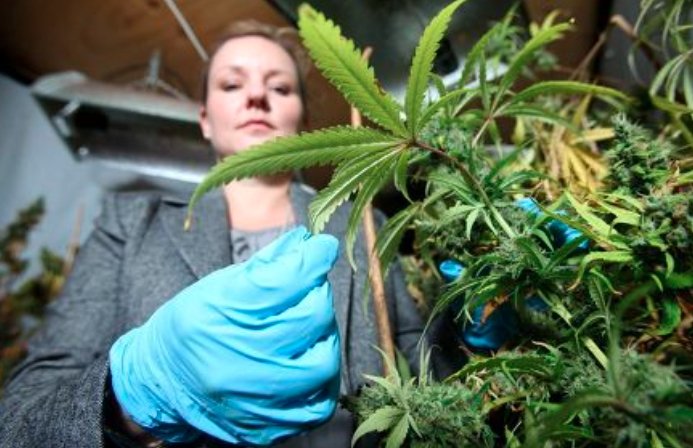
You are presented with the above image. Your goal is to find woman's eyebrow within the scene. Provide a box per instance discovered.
[214,65,246,76]
[212,65,297,86]
[216,65,293,78]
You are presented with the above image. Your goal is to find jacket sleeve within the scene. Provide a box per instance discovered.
[0,193,139,447]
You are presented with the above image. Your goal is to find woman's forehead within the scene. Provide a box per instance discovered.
[210,35,298,78]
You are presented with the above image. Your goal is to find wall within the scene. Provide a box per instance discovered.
[1,75,112,278]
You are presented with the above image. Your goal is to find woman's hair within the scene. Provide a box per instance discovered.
[200,20,311,108]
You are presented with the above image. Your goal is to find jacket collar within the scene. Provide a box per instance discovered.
[160,188,232,280]
[158,182,317,280]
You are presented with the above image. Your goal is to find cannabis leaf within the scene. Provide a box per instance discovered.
[508,81,630,105]
[186,126,399,224]
[298,4,406,136]
[406,0,469,134]
[351,405,404,447]
[498,22,571,96]
[309,146,399,233]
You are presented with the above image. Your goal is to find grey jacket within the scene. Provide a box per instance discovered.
[0,183,425,447]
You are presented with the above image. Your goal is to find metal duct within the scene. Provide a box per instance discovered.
[31,71,214,185]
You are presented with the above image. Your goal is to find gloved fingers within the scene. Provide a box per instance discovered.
[257,282,337,358]
[250,226,339,267]
[269,330,341,398]
[225,233,339,318]
[240,329,340,400]
[178,399,306,447]
[440,259,465,282]
[516,197,540,215]
[181,370,339,446]
[242,382,338,428]
[194,388,337,446]
[177,322,340,402]
[193,282,336,363]
[247,232,339,288]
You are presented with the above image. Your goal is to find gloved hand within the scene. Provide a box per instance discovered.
[515,197,588,250]
[109,226,341,446]
[439,260,546,351]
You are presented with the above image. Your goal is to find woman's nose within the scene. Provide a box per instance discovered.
[246,82,270,111]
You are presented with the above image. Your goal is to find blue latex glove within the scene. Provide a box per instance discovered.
[109,226,341,446]
[515,197,588,250]
[439,260,546,351]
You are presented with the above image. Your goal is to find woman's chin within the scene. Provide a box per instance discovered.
[233,136,281,153]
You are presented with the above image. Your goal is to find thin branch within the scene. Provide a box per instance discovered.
[353,46,396,375]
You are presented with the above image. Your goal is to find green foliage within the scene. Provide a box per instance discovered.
[185,126,400,226]
[298,4,406,136]
[605,116,673,195]
[638,0,693,109]
[345,349,493,447]
[188,3,625,261]
[406,0,469,135]
[0,200,68,393]
[525,350,693,448]
[187,2,693,446]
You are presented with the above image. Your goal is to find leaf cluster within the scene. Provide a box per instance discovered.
[604,115,673,195]
[345,349,493,448]
[523,349,693,448]
[0,199,68,394]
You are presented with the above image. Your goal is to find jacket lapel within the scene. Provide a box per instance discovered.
[160,188,232,279]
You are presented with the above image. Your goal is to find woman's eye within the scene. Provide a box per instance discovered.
[222,83,240,91]
[271,85,291,95]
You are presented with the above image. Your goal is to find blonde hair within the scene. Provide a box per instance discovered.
[200,20,311,109]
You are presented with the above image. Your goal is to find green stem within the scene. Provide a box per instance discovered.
[472,86,505,147]
[482,392,527,414]
[671,112,693,149]
[471,116,492,148]
[415,140,516,238]
[582,336,609,370]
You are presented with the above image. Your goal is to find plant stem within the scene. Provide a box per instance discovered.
[471,117,492,148]
[352,47,395,376]
[414,140,516,238]
[671,113,693,149]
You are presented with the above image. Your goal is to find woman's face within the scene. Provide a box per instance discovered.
[200,35,304,157]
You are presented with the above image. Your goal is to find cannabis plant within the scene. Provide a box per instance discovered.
[187,1,692,446]
[0,200,68,393]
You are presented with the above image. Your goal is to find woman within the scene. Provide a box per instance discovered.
[0,21,425,447]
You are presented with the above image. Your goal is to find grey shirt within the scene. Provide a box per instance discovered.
[230,225,295,264]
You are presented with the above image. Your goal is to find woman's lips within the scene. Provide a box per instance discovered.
[239,120,274,129]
